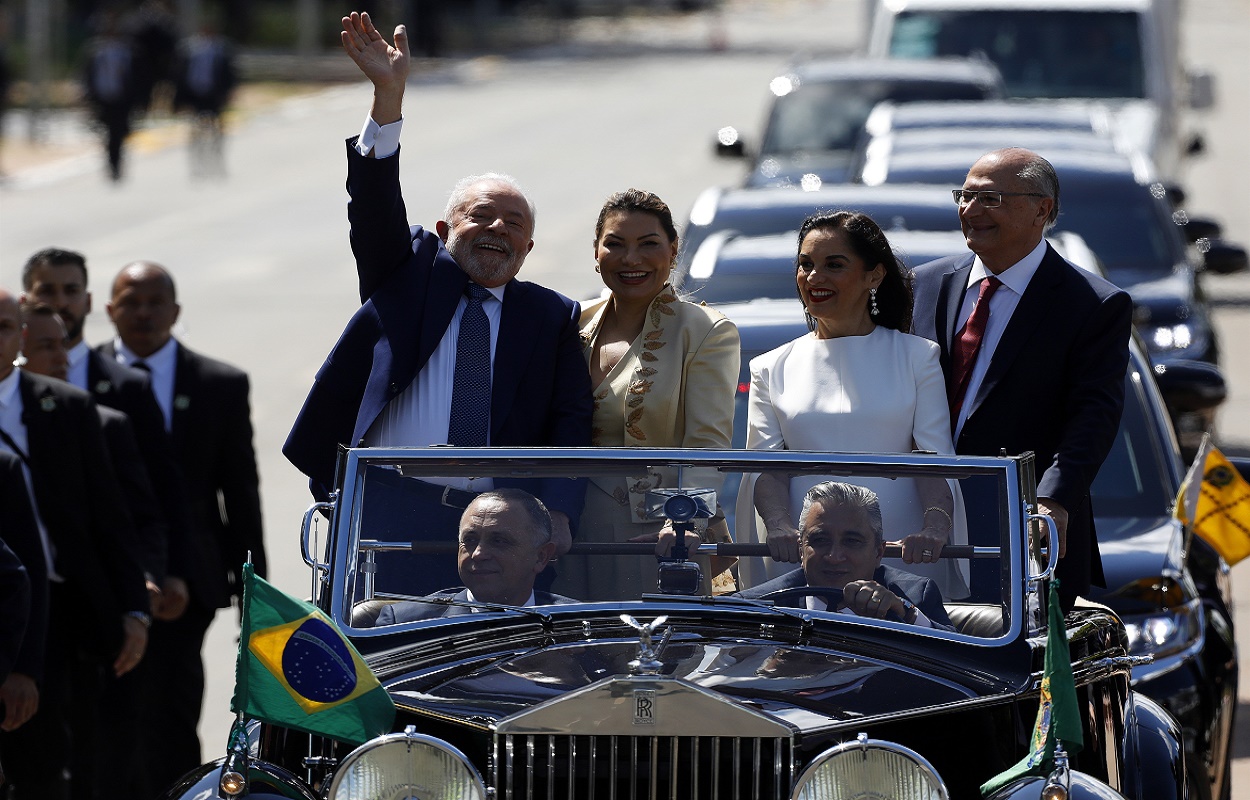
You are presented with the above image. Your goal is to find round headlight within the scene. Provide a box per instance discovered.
[327,728,486,800]
[792,733,948,800]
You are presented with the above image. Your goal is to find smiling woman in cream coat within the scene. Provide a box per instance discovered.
[553,190,740,601]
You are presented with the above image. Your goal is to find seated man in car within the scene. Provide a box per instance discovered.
[376,488,576,624]
[740,482,954,630]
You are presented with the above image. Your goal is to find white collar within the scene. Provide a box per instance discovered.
[465,588,536,608]
[0,368,19,408]
[968,238,1048,296]
[67,340,91,370]
[114,336,179,372]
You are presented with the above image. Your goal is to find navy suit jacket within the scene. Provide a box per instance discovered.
[0,451,44,682]
[375,588,577,624]
[740,564,954,630]
[283,140,593,517]
[911,244,1132,600]
[19,371,148,660]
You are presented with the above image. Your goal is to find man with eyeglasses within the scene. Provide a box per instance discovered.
[911,147,1132,610]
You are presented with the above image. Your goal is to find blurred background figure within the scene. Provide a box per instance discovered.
[173,18,237,178]
[125,0,179,116]
[82,11,137,181]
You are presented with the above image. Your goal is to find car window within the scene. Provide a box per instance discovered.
[760,79,994,156]
[1053,185,1188,283]
[1090,371,1175,519]
[340,453,1024,640]
[889,10,1145,100]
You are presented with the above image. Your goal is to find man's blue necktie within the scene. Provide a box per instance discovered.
[447,283,492,446]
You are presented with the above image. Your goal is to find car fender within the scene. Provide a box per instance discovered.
[984,771,1137,799]
[1119,691,1187,800]
[157,757,319,800]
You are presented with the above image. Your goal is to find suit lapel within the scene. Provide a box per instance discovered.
[938,258,974,356]
[490,281,529,439]
[171,343,195,454]
[18,374,57,478]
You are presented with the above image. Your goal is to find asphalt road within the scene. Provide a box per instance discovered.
[0,0,1247,788]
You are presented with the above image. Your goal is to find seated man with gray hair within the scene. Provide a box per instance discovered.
[740,482,953,630]
[376,488,576,624]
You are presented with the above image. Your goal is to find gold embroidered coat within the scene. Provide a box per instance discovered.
[579,285,740,523]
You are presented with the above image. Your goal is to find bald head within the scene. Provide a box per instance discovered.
[106,262,181,358]
[0,288,22,382]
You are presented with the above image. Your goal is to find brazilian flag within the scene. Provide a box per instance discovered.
[980,579,1083,795]
[231,562,395,745]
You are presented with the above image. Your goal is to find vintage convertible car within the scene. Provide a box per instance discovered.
[162,448,1189,800]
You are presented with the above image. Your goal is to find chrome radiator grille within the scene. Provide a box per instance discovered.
[490,734,795,800]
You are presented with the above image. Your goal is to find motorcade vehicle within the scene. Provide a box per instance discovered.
[679,182,957,277]
[852,141,1249,368]
[863,0,1215,182]
[713,57,1004,188]
[713,291,1234,800]
[161,445,1190,800]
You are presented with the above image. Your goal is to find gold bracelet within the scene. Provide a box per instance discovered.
[923,506,953,530]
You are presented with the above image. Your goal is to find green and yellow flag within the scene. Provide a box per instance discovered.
[231,562,395,745]
[981,579,1083,796]
[1175,434,1250,566]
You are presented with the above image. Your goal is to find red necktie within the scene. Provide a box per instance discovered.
[949,276,1002,422]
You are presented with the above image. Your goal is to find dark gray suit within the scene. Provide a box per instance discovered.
[375,588,577,625]
[739,565,954,631]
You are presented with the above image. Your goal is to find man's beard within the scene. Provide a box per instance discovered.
[446,231,523,286]
[61,313,85,343]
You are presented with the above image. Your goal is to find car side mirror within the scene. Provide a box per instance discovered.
[1182,216,1221,243]
[1152,360,1227,416]
[715,126,747,158]
[1202,240,1249,275]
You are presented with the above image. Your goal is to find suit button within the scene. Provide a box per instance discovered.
[388,382,399,394]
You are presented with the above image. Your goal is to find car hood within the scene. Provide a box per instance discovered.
[385,638,976,732]
[1090,514,1184,597]
[1115,269,1198,324]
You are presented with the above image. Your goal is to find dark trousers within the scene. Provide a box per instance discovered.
[95,101,131,180]
[136,602,216,796]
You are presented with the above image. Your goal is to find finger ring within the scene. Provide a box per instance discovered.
[922,549,933,558]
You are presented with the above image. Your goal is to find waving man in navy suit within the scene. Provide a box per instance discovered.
[284,12,592,596]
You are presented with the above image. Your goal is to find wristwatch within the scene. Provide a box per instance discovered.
[125,610,152,629]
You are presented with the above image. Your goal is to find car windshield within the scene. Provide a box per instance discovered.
[330,450,1033,642]
[889,10,1146,100]
[761,78,994,156]
[1052,183,1188,283]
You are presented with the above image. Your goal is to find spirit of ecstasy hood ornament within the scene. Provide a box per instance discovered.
[621,614,668,675]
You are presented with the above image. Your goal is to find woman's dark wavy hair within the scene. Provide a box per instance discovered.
[795,210,913,333]
[594,188,679,247]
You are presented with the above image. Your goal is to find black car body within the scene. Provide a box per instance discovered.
[714,57,1004,188]
[161,447,1188,800]
[713,291,1234,800]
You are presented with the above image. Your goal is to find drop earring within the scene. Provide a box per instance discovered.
[869,287,879,317]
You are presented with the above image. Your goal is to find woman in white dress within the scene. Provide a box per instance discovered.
[736,211,968,598]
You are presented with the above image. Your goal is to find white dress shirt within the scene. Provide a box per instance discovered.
[111,337,179,432]
[952,238,1047,438]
